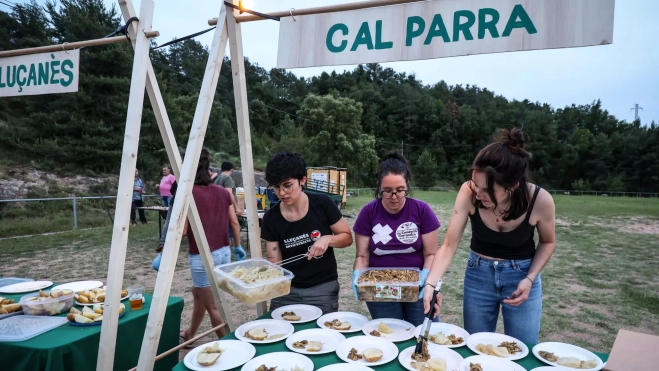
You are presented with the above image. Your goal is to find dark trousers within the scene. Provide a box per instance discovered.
[131,199,147,224]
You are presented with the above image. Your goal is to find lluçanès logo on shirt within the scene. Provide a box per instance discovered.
[372,223,393,244]
[284,234,312,249]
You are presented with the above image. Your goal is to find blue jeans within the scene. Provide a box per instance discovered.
[159,203,173,245]
[366,298,440,327]
[189,247,231,288]
[463,251,542,343]
[161,196,171,207]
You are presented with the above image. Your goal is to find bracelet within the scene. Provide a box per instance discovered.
[525,277,534,284]
[425,282,435,288]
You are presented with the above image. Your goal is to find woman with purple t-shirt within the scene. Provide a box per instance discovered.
[352,151,441,326]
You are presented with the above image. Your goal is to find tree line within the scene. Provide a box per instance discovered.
[1,0,657,192]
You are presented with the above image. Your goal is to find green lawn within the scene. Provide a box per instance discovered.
[0,191,657,356]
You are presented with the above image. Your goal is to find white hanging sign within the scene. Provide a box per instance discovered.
[0,49,80,97]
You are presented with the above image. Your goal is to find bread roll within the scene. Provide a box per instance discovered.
[306,341,323,352]
[334,321,352,330]
[283,314,301,321]
[362,348,383,362]
[197,343,222,366]
[246,328,268,340]
[427,358,447,371]
[557,357,582,368]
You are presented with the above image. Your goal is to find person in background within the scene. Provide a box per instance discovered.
[261,151,353,314]
[131,169,147,225]
[156,166,176,207]
[179,149,241,343]
[156,180,177,253]
[423,128,556,344]
[213,161,245,260]
[352,151,441,326]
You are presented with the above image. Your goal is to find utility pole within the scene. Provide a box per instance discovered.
[630,103,643,121]
[400,140,403,156]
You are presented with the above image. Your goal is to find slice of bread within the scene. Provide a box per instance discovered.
[334,321,351,330]
[427,357,447,371]
[246,328,268,340]
[363,348,383,362]
[283,314,301,321]
[306,341,323,352]
[197,343,222,366]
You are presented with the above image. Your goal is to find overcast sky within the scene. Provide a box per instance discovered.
[5,0,657,124]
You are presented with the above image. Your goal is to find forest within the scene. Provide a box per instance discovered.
[1,0,657,192]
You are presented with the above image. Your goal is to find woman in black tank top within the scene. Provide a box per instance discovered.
[421,128,556,344]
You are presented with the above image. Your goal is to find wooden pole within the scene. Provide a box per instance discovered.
[135,3,230,370]
[0,32,159,58]
[117,0,234,333]
[208,0,426,25]
[227,0,267,315]
[95,1,155,371]
[127,323,227,371]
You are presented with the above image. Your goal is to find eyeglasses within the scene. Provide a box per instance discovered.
[379,189,409,199]
[269,182,296,194]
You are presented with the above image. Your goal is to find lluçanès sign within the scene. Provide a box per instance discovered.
[0,49,80,97]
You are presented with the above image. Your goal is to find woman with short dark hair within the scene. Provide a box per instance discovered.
[423,128,556,343]
[261,151,353,314]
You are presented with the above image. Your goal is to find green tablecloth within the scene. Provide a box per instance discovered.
[173,312,609,370]
[0,288,184,371]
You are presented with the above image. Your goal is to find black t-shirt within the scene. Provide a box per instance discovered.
[261,192,343,288]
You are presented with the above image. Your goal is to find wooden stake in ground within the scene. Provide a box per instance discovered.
[135,3,230,370]
[96,1,155,371]
[227,0,267,315]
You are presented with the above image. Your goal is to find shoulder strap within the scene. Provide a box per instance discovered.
[524,185,541,222]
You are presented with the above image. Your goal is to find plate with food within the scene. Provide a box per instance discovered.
[532,342,604,370]
[51,281,103,293]
[362,318,416,342]
[414,322,469,348]
[0,281,53,294]
[317,365,375,371]
[234,319,294,344]
[459,355,527,371]
[398,342,464,371]
[335,335,399,366]
[0,296,23,319]
[271,304,323,323]
[66,303,126,326]
[184,340,256,371]
[465,332,529,361]
[285,328,346,355]
[240,352,313,371]
[316,311,369,333]
[74,287,129,305]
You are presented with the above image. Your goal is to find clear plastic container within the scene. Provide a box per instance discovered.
[214,258,294,305]
[19,291,74,316]
[0,315,68,342]
[354,267,421,302]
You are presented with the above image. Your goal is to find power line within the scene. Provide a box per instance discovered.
[630,103,643,121]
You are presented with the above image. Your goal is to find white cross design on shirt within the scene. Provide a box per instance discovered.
[372,223,393,244]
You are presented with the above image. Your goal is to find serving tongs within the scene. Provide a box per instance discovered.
[414,279,443,356]
[273,253,310,266]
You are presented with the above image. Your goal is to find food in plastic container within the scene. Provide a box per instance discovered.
[214,259,293,305]
[20,289,74,316]
[354,268,420,302]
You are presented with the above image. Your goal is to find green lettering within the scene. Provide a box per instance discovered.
[60,60,74,87]
[0,67,5,88]
[406,16,425,46]
[6,66,16,87]
[27,64,37,86]
[17,65,27,86]
[502,4,537,37]
[453,10,476,41]
[50,60,60,84]
[350,22,374,51]
[424,14,450,44]
[374,20,393,50]
[38,62,49,85]
[326,23,348,53]
[478,8,500,39]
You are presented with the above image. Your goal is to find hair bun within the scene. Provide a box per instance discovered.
[499,128,530,157]
[382,150,407,163]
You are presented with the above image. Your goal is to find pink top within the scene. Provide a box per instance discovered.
[159,174,176,196]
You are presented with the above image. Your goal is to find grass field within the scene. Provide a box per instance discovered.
[1,192,658,359]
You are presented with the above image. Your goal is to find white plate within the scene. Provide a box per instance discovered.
[532,342,605,371]
[316,312,369,333]
[75,295,129,306]
[317,365,375,371]
[271,304,323,324]
[240,352,313,371]
[285,328,346,355]
[183,340,256,371]
[51,281,103,293]
[414,322,470,348]
[466,332,529,361]
[459,355,527,371]
[335,335,399,366]
[0,281,52,294]
[398,343,464,371]
[362,318,415,342]
[234,319,294,344]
